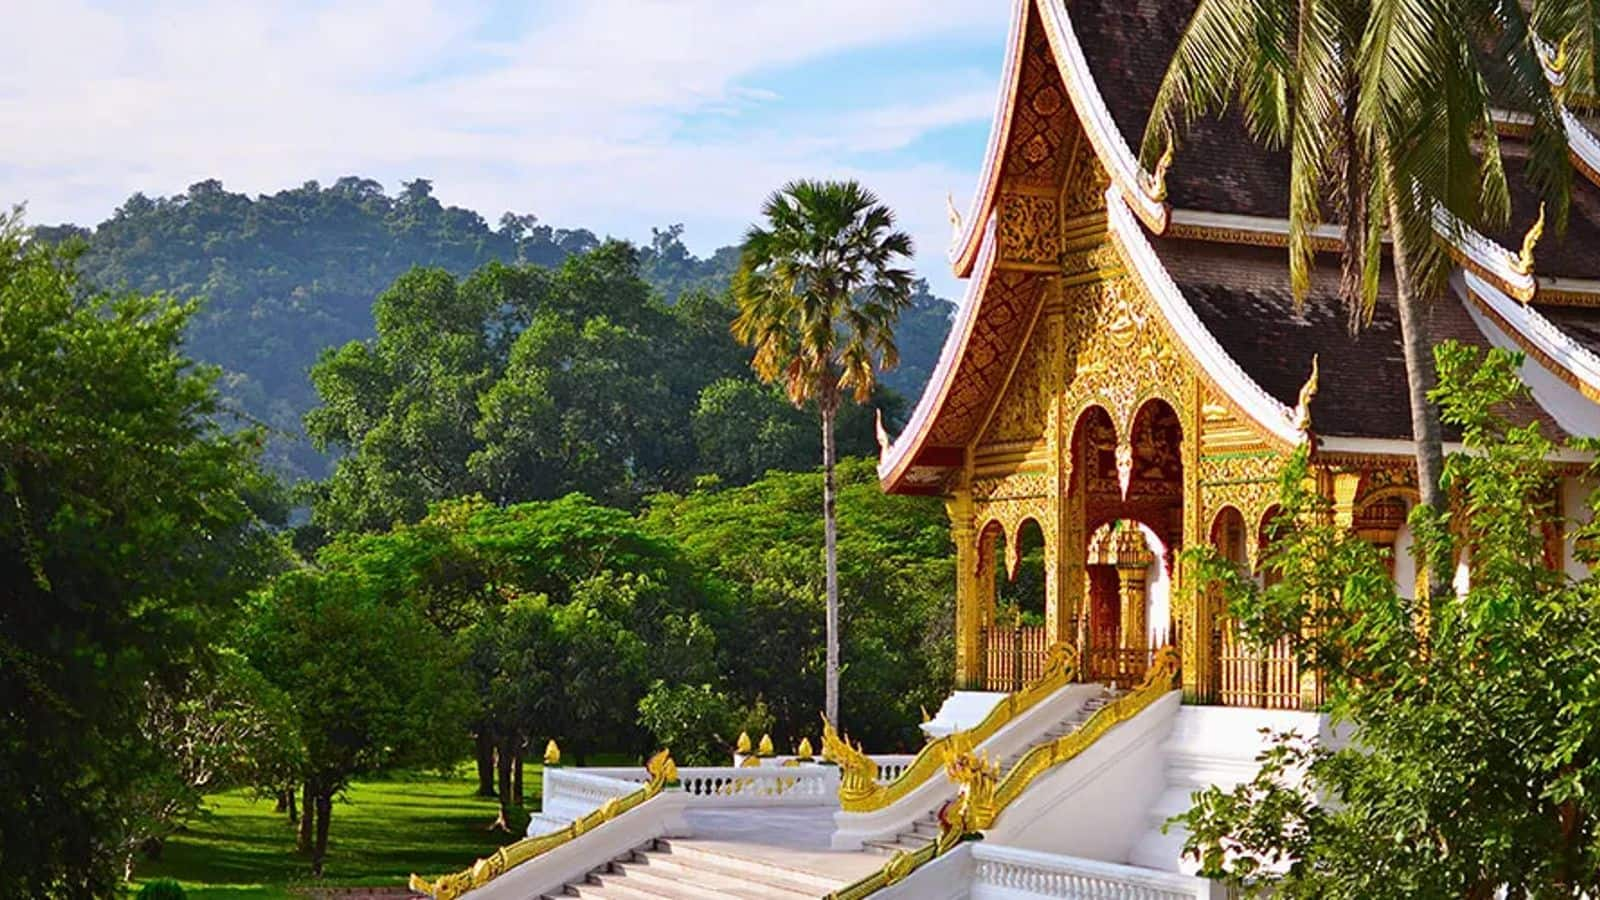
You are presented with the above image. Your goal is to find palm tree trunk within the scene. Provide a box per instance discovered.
[820,395,841,729]
[1384,169,1451,595]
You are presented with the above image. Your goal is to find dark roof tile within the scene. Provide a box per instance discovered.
[1154,238,1565,439]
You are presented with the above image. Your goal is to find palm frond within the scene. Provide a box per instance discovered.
[729,179,916,409]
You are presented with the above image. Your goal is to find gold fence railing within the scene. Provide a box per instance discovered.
[822,643,1076,814]
[986,647,1179,818]
[410,750,678,900]
[825,646,1182,899]
[977,624,1052,692]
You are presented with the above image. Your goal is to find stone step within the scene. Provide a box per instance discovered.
[562,877,673,900]
[859,686,1131,859]
[1127,822,1190,874]
[653,841,843,894]
[621,853,818,899]
[863,836,930,856]
[591,864,760,900]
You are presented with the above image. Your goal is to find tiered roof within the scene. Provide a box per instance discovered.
[882,0,1600,493]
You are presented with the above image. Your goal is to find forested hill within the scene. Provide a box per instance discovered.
[35,177,956,481]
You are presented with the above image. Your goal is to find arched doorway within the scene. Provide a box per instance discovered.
[1068,399,1184,687]
[1082,520,1170,685]
[1211,506,1303,708]
[973,519,1052,691]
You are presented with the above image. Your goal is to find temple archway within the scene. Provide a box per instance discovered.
[1082,520,1168,684]
[1256,504,1283,586]
[1000,518,1047,627]
[976,518,1006,631]
[1210,504,1302,708]
[1067,400,1184,686]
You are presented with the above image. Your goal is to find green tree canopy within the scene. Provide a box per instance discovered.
[38,183,954,485]
[241,568,469,876]
[1176,343,1600,897]
[643,458,953,750]
[0,208,281,896]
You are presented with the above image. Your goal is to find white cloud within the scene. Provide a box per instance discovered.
[0,0,1005,296]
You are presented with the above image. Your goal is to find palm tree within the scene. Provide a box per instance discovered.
[732,179,915,728]
[1142,0,1574,591]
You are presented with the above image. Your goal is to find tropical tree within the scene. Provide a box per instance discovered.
[642,458,953,749]
[241,568,468,877]
[1174,343,1600,896]
[0,207,283,896]
[731,179,916,727]
[1142,0,1574,587]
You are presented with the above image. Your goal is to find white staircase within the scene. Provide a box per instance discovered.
[544,839,851,899]
[860,686,1123,857]
[1127,706,1323,872]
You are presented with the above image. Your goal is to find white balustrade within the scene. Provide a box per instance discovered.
[873,754,917,784]
[533,762,839,835]
[673,764,839,805]
[532,768,646,834]
[970,844,1222,900]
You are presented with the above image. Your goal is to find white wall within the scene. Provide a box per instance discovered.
[983,692,1181,860]
[1393,522,1417,600]
[1140,523,1172,648]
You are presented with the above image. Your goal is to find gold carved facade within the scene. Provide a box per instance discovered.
[939,10,1424,703]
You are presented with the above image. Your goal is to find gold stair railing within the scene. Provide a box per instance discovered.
[410,749,678,900]
[822,643,1077,814]
[825,646,1182,900]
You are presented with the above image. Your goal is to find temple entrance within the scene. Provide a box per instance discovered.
[1210,505,1308,709]
[1081,521,1169,686]
[976,519,1051,691]
[1069,400,1183,688]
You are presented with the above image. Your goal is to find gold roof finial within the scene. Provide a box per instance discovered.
[1293,354,1319,440]
[1540,35,1570,75]
[1515,202,1546,281]
[1150,137,1175,202]
[946,192,964,241]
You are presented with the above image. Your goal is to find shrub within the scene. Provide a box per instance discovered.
[136,878,187,900]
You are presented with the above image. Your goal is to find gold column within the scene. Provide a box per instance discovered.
[1043,289,1071,647]
[1114,529,1154,657]
[947,490,981,689]
[1331,471,1360,530]
[1181,376,1205,700]
[1062,428,1088,671]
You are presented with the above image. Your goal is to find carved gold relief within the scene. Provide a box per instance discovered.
[998,192,1061,267]
[1199,451,1284,568]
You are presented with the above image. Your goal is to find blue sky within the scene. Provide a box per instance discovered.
[1,1,1011,299]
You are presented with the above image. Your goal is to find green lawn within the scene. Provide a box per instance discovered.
[130,765,539,899]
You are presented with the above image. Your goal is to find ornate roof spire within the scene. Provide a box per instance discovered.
[1515,203,1546,283]
[1293,354,1320,441]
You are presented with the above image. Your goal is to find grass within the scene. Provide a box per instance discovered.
[129,763,540,899]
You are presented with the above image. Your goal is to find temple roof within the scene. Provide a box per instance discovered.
[1160,237,1566,442]
[881,0,1600,493]
[1074,0,1291,220]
